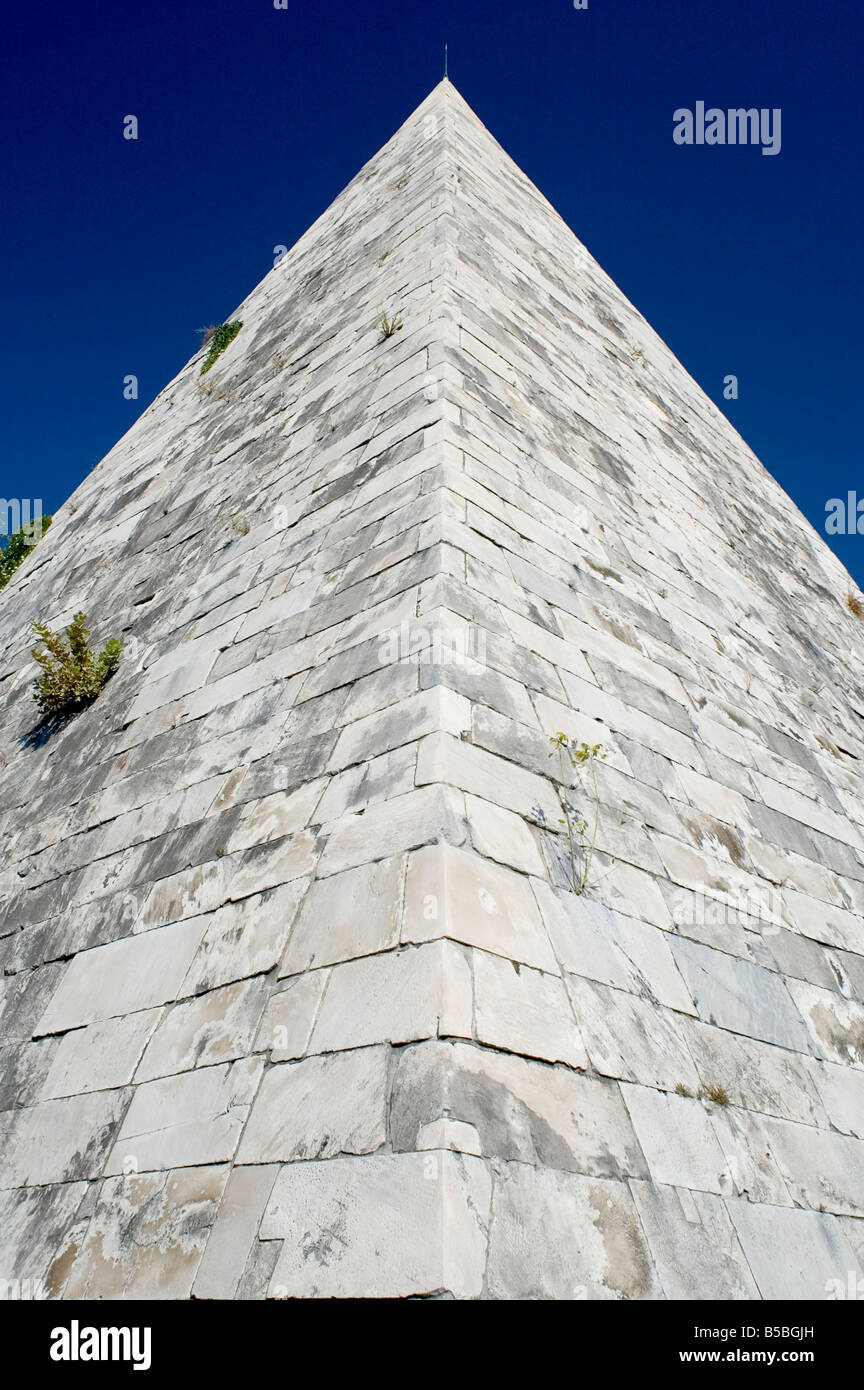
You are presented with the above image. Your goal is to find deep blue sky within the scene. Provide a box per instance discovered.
[3,0,862,580]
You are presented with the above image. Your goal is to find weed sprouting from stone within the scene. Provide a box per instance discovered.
[200,320,243,374]
[0,515,52,592]
[548,732,606,896]
[702,1083,731,1106]
[31,612,123,720]
[378,311,403,340]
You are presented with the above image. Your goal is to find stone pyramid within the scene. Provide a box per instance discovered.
[2,80,864,1303]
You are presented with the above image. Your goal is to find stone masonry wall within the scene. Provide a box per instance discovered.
[1,82,863,1300]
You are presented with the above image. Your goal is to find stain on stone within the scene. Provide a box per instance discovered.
[588,1183,653,1300]
[809,1002,864,1065]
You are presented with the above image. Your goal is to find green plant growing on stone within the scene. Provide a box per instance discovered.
[199,320,243,374]
[378,310,403,340]
[0,514,52,592]
[674,1083,692,1098]
[845,590,863,620]
[32,612,123,720]
[548,732,606,896]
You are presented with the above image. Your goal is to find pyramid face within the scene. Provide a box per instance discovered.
[2,81,864,1303]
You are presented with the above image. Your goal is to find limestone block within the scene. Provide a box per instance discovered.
[809,1057,864,1138]
[761,1115,864,1217]
[390,1039,648,1179]
[707,1106,793,1206]
[223,781,327,853]
[307,940,472,1053]
[0,1181,89,1288]
[415,730,561,826]
[40,1009,162,1100]
[473,949,587,1069]
[135,978,269,1081]
[420,652,540,730]
[652,833,770,924]
[237,1047,388,1163]
[586,857,674,929]
[181,880,307,995]
[403,842,559,971]
[629,1182,760,1300]
[463,794,544,876]
[827,946,864,1000]
[533,882,694,1011]
[313,745,416,822]
[681,1016,827,1127]
[328,686,471,771]
[485,1164,661,1300]
[759,924,837,990]
[278,856,403,974]
[783,889,864,954]
[262,1151,491,1298]
[62,1166,229,1299]
[254,970,330,1061]
[566,976,699,1092]
[0,1035,59,1109]
[34,917,210,1035]
[0,1088,130,1188]
[192,1165,280,1301]
[125,649,221,722]
[318,784,467,876]
[752,772,864,852]
[105,1057,263,1173]
[670,934,814,1053]
[136,859,234,931]
[726,1201,864,1300]
[621,1085,730,1194]
[786,977,864,1067]
[559,667,702,770]
[227,831,319,901]
[674,765,754,828]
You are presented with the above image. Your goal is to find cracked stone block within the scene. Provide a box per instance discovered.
[403,842,559,971]
[620,1086,730,1195]
[473,949,587,1069]
[566,975,700,1092]
[681,1015,826,1127]
[485,1163,661,1300]
[105,1057,263,1174]
[135,978,269,1081]
[40,1009,162,1099]
[0,1089,130,1188]
[307,940,472,1053]
[808,1057,864,1138]
[786,977,864,1067]
[61,1166,230,1299]
[726,1200,864,1300]
[463,793,545,876]
[192,1165,280,1301]
[318,784,467,876]
[278,855,403,974]
[237,1046,388,1163]
[629,1181,760,1300]
[261,1151,491,1298]
[761,1114,864,1218]
[670,934,814,1053]
[180,880,307,995]
[33,917,210,1035]
[390,1039,647,1179]
[416,731,562,826]
[0,1181,90,1287]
